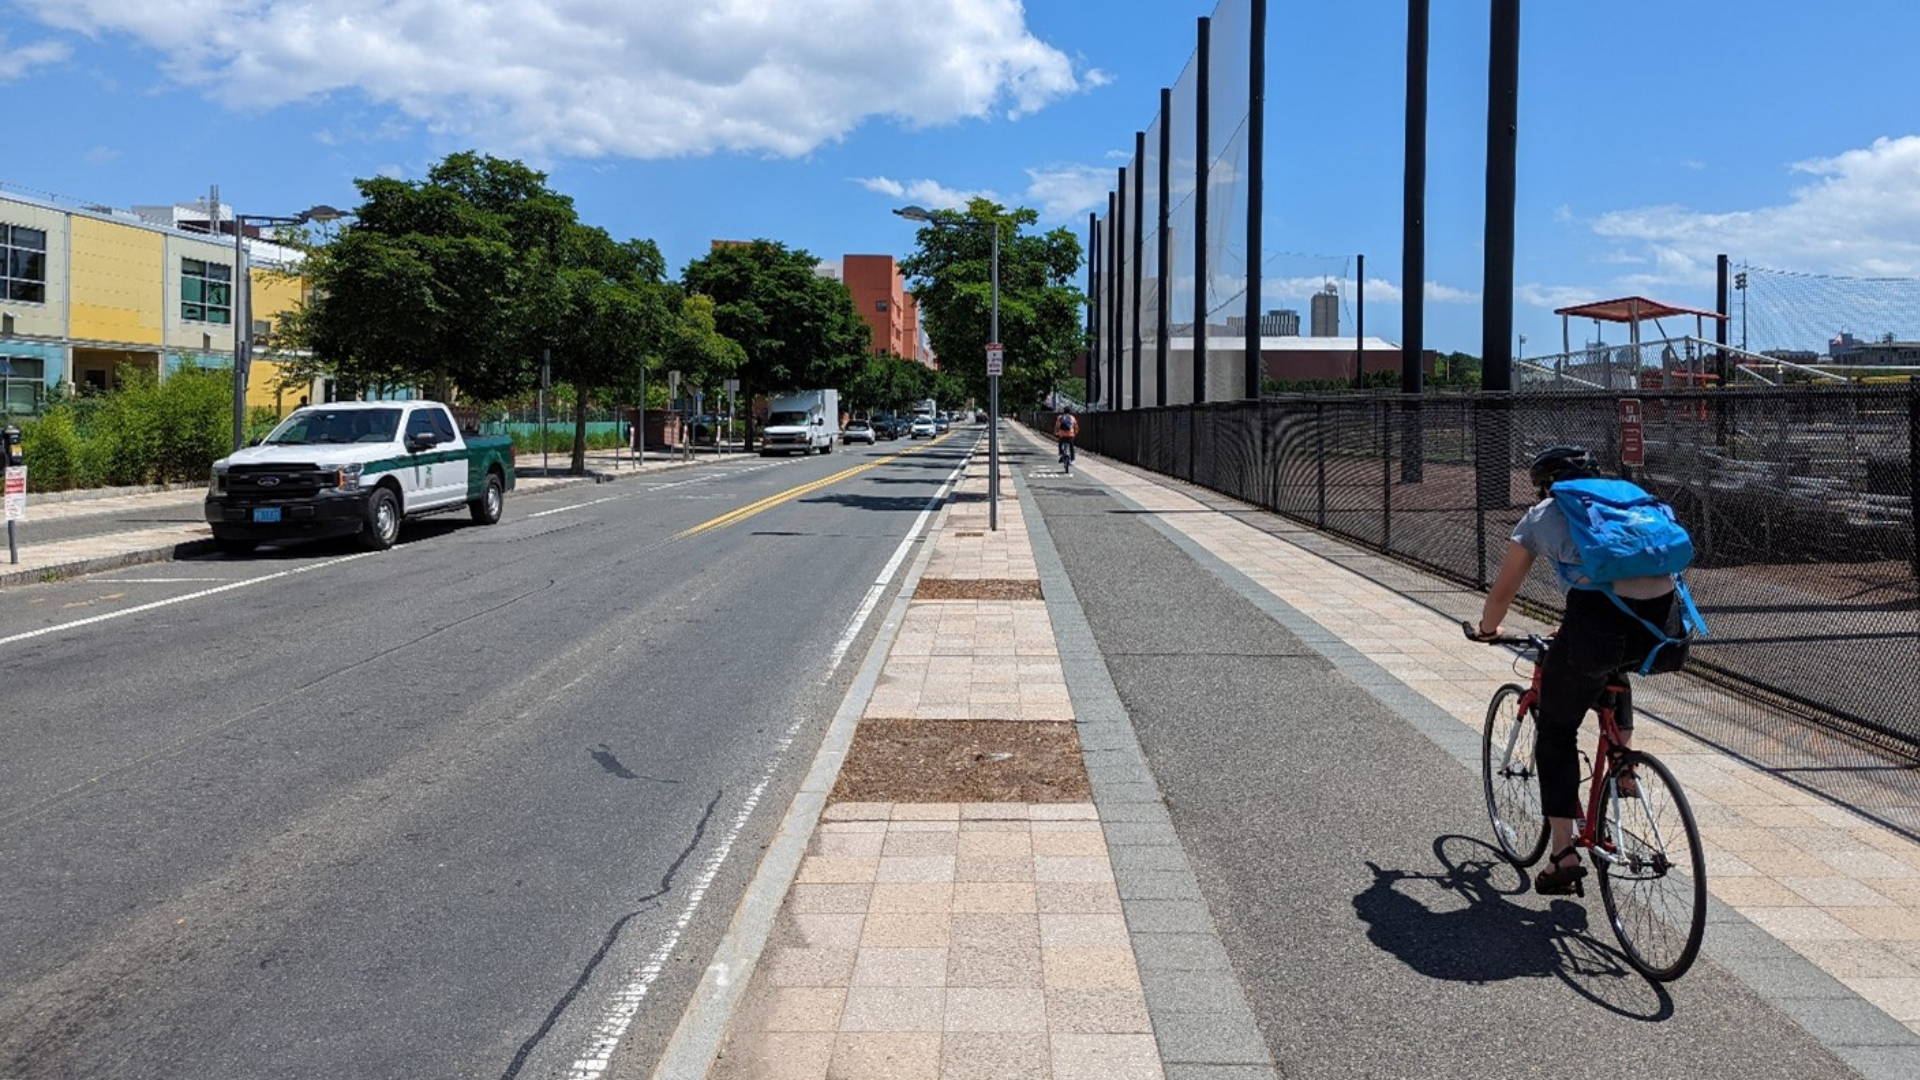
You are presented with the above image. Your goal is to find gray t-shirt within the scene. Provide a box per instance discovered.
[1512,497,1674,599]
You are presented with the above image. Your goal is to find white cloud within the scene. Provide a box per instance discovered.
[84,145,121,164]
[1261,275,1475,306]
[1515,283,1602,311]
[22,0,1090,159]
[1590,135,1920,280]
[0,34,70,80]
[856,176,995,211]
[1023,164,1110,222]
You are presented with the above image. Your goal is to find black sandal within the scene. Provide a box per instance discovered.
[1534,845,1587,896]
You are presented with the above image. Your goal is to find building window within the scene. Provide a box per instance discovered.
[181,258,233,325]
[0,355,46,414]
[2,224,47,303]
[876,299,889,312]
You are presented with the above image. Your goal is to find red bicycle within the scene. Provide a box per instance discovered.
[1465,622,1708,981]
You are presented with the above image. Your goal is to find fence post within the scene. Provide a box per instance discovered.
[1315,400,1327,529]
[1910,379,1918,583]
[1381,399,1393,552]
[1474,397,1491,589]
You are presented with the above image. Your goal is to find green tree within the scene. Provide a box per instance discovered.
[281,151,578,401]
[897,199,1085,409]
[680,240,870,450]
[548,226,676,473]
[663,293,747,401]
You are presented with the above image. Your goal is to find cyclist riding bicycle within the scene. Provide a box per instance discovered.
[1054,411,1078,467]
[1471,445,1681,896]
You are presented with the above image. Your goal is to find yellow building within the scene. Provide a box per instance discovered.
[1,190,315,418]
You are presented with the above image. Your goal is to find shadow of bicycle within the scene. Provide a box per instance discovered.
[1353,834,1674,1021]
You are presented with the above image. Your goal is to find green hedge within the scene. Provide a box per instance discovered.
[17,366,235,492]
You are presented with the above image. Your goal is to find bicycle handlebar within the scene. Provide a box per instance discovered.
[1460,620,1548,652]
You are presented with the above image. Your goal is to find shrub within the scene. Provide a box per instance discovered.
[19,406,90,491]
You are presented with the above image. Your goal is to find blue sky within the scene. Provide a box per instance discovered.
[5,0,1917,356]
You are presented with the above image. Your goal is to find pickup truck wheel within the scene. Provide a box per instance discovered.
[360,487,401,550]
[469,472,504,524]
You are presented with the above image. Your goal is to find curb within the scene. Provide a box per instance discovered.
[0,537,223,589]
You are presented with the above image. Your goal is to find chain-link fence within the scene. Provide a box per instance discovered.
[1049,384,1920,755]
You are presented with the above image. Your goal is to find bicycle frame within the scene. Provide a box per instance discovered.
[1509,652,1654,868]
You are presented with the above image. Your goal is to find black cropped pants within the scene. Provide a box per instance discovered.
[1535,587,1676,819]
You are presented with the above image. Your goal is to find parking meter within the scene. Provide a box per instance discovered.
[2,424,20,472]
[3,423,20,564]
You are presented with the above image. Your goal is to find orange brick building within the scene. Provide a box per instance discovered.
[837,254,925,365]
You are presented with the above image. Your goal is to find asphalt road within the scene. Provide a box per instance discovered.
[1022,441,1863,1080]
[0,430,974,1080]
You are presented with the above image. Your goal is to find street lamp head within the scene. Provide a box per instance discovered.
[298,204,347,224]
[892,205,935,223]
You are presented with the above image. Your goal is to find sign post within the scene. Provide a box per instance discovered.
[4,467,24,565]
[1619,398,1645,468]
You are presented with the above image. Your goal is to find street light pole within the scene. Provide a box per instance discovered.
[228,204,345,451]
[989,221,1000,533]
[894,204,1003,530]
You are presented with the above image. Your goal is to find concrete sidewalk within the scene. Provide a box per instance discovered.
[669,424,1920,1080]
[0,448,725,588]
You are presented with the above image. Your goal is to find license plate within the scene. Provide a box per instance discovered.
[252,507,282,523]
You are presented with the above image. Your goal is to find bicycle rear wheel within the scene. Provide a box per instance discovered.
[1596,750,1707,981]
[1483,684,1548,867]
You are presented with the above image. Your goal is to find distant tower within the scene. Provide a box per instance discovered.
[1309,284,1340,337]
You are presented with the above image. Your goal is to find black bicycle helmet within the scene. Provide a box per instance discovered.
[1528,444,1593,490]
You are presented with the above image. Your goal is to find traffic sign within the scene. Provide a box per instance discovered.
[4,465,25,522]
[986,342,1004,377]
[1618,398,1645,467]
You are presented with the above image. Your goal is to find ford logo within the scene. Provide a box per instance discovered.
[258,476,281,486]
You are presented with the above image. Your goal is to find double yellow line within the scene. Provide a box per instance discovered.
[672,434,949,540]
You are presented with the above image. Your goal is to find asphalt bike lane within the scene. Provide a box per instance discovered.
[1017,438,1861,1080]
[0,431,976,1080]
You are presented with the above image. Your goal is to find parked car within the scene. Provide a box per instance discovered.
[870,413,901,439]
[842,419,876,445]
[689,414,721,446]
[934,414,951,433]
[910,416,937,439]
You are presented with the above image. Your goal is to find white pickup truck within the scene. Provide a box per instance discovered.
[205,401,516,554]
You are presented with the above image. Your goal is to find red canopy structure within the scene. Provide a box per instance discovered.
[1553,296,1727,324]
[1551,294,1727,355]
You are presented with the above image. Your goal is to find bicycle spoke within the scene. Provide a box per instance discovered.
[1597,753,1707,980]
[1483,685,1547,867]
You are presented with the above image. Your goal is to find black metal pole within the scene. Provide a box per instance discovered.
[1158,87,1173,409]
[1479,0,1519,395]
[1355,253,1366,389]
[1245,0,1267,400]
[1193,15,1211,405]
[1115,166,1128,410]
[1475,0,1520,526]
[1088,212,1100,408]
[1715,252,1730,447]
[1121,126,1136,411]
[1402,0,1429,397]
[1108,190,1120,409]
[1909,380,1918,584]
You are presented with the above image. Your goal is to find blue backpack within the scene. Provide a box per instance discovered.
[1548,477,1710,674]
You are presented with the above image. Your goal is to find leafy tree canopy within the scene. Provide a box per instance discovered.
[897,199,1085,409]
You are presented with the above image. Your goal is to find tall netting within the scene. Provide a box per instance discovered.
[1138,117,1163,408]
[1166,49,1201,406]
[1743,266,1920,360]
[1072,388,1920,769]
[1205,0,1255,404]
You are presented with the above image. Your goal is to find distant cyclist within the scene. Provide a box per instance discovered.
[1054,411,1078,471]
[1471,445,1682,896]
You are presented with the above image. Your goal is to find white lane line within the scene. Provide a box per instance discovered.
[90,577,227,583]
[527,497,622,519]
[822,460,967,678]
[0,552,381,647]
[565,714,806,1080]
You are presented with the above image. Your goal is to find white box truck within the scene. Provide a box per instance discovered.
[761,389,841,456]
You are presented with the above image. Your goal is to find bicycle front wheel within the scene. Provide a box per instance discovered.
[1596,750,1707,981]
[1483,684,1548,867]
